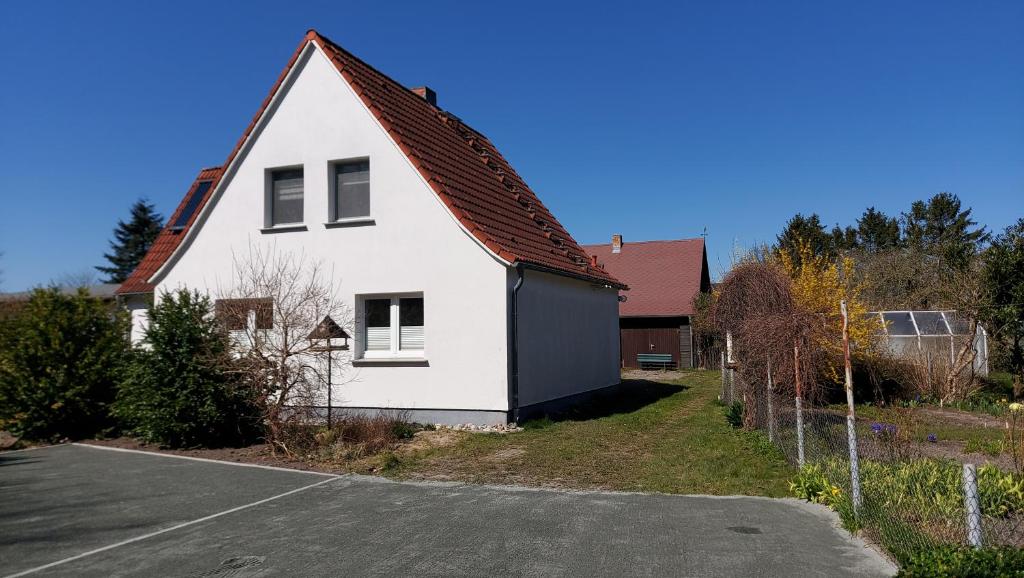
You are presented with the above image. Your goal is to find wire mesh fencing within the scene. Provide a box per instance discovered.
[721,364,1024,562]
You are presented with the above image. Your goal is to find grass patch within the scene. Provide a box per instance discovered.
[387,370,793,496]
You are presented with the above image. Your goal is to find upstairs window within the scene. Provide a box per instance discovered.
[270,168,304,226]
[332,159,370,221]
[361,295,424,357]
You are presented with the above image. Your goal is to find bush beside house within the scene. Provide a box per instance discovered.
[0,288,128,440]
[115,290,263,448]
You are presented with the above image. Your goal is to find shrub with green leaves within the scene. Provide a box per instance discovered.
[115,290,263,448]
[0,288,128,440]
[898,546,1024,577]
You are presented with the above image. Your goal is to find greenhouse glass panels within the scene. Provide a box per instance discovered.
[870,310,988,376]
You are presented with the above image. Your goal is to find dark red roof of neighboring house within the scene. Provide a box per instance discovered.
[119,29,623,293]
[583,238,710,317]
[117,166,223,294]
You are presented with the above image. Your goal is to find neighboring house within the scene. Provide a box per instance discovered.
[584,236,711,369]
[116,29,626,425]
[1,283,121,318]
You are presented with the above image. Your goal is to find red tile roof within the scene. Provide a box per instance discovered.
[120,29,624,293]
[117,167,223,294]
[583,238,710,317]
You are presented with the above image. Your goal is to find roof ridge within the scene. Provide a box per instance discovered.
[583,237,705,248]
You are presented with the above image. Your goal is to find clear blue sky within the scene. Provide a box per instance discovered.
[1,1,1021,290]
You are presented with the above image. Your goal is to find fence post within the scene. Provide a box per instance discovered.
[963,463,983,548]
[841,300,862,512]
[720,351,726,402]
[767,358,775,443]
[794,341,805,467]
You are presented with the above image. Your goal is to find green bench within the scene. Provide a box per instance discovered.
[637,353,676,370]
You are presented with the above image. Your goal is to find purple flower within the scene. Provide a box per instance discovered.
[885,424,898,435]
[871,423,883,434]
[927,433,938,443]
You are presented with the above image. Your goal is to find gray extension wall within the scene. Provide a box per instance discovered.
[514,269,622,408]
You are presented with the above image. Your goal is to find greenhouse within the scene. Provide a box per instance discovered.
[869,310,988,376]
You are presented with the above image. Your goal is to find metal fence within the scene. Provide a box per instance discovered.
[720,358,1023,562]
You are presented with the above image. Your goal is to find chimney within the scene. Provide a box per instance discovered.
[612,234,623,253]
[411,86,437,107]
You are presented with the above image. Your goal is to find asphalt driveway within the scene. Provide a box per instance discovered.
[0,444,894,577]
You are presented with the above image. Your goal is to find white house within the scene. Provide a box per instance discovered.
[117,30,626,425]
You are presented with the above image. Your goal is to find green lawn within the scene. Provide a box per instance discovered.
[387,370,794,496]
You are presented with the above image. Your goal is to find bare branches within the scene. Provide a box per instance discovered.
[218,244,353,445]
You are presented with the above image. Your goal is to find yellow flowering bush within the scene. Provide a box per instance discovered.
[777,239,883,383]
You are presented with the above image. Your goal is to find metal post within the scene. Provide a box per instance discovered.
[841,300,862,511]
[963,463,983,548]
[326,336,333,429]
[794,341,805,467]
[767,358,776,443]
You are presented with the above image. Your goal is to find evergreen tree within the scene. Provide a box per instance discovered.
[830,224,858,253]
[96,199,164,283]
[981,218,1024,398]
[903,192,988,270]
[855,207,901,253]
[777,213,835,266]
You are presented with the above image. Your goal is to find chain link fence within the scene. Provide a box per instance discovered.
[720,358,1024,563]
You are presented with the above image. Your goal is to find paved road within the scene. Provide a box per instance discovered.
[0,444,894,577]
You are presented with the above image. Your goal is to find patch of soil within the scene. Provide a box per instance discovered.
[915,439,1016,471]
[398,430,460,453]
[488,447,526,461]
[0,431,22,451]
[916,407,1005,430]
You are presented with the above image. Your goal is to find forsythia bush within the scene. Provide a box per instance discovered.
[778,240,882,382]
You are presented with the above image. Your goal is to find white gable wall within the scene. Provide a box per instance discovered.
[155,45,510,415]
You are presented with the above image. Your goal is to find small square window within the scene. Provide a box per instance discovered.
[360,294,424,357]
[215,298,273,331]
[271,168,304,225]
[333,160,370,220]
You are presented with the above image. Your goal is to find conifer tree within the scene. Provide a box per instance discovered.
[96,200,163,283]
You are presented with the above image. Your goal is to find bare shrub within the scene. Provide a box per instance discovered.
[713,260,832,409]
[218,244,353,449]
[274,411,415,462]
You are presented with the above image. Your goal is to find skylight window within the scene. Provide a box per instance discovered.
[170,181,212,230]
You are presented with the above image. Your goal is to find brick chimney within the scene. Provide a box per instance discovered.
[411,86,437,107]
[612,234,623,253]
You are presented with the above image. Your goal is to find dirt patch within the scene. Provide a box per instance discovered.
[489,447,526,461]
[915,407,1005,429]
[0,431,22,451]
[395,430,461,456]
[915,439,1016,471]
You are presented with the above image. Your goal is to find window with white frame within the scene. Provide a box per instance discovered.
[362,295,424,357]
[269,167,304,226]
[332,159,370,221]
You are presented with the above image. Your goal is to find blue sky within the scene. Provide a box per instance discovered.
[1,1,1021,290]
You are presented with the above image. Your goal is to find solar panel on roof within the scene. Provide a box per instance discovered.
[170,181,212,230]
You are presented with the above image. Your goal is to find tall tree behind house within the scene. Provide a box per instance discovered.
[903,192,989,271]
[96,200,164,284]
